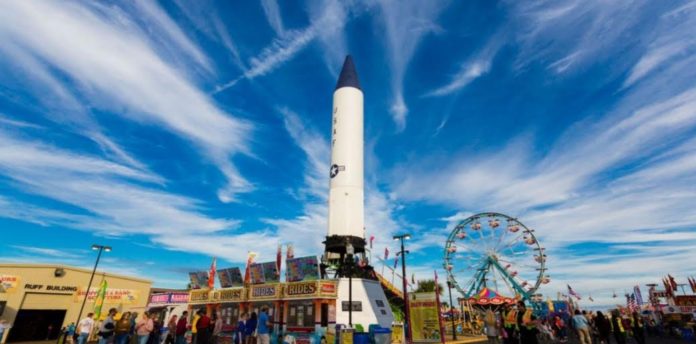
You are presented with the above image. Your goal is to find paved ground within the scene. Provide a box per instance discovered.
[445,335,692,344]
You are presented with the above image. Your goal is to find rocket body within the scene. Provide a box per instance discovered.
[328,85,364,238]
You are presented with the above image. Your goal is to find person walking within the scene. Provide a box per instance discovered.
[234,313,247,344]
[175,312,189,344]
[191,311,201,344]
[245,313,257,344]
[195,311,211,344]
[212,313,223,344]
[77,313,95,344]
[135,312,154,344]
[611,310,626,344]
[115,312,132,344]
[257,307,272,344]
[632,312,646,344]
[165,315,178,344]
[98,308,118,344]
[571,310,591,344]
[595,311,611,344]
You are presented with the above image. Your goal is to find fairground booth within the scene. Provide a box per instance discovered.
[186,256,347,344]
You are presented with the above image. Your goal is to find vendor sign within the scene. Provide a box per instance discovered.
[74,287,139,304]
[214,288,245,302]
[189,289,211,304]
[249,283,281,301]
[284,281,338,299]
[0,275,20,293]
[250,262,279,284]
[189,271,209,289]
[409,292,442,343]
[149,292,190,305]
[217,267,243,288]
[286,256,320,282]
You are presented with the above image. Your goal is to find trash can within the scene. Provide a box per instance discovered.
[338,328,355,344]
[369,326,392,344]
[353,332,369,344]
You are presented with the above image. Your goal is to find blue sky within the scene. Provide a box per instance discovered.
[1,0,695,307]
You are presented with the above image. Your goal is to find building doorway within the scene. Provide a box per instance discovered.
[7,309,66,342]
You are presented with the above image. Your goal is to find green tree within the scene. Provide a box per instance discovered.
[414,279,444,295]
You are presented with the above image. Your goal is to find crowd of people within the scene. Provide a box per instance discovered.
[480,301,657,344]
[66,305,273,344]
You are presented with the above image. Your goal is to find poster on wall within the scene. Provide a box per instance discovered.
[74,288,139,304]
[189,271,209,289]
[409,292,442,343]
[250,262,279,284]
[286,256,320,282]
[0,275,20,293]
[217,267,243,288]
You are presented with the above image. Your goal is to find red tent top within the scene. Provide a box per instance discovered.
[468,288,516,305]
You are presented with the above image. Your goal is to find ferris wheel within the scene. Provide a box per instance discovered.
[443,212,550,301]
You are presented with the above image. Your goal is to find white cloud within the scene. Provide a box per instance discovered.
[261,0,285,36]
[216,1,350,93]
[0,1,252,202]
[376,0,447,130]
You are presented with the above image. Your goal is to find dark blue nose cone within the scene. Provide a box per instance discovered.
[335,55,361,90]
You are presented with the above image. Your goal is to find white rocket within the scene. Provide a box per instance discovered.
[325,55,365,256]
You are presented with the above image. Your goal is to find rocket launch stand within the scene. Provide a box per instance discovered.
[323,55,394,330]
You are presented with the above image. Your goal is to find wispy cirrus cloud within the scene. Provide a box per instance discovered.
[0,0,252,202]
[216,0,350,92]
[377,0,448,130]
[261,0,286,37]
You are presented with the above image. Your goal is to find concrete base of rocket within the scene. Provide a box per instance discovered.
[334,278,395,329]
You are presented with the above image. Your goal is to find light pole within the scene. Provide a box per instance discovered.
[393,233,411,343]
[447,279,457,340]
[346,242,354,327]
[75,244,111,327]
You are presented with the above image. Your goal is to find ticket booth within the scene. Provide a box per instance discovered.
[281,280,338,344]
[212,288,245,344]
[248,283,283,336]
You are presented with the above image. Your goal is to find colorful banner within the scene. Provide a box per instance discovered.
[149,292,190,305]
[286,256,320,282]
[409,292,442,343]
[74,287,139,304]
[217,267,243,288]
[189,271,209,289]
[93,280,108,316]
[250,261,279,284]
[0,275,20,293]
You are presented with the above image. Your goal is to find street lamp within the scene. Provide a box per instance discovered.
[346,242,354,327]
[393,233,411,343]
[74,244,111,327]
[447,278,457,340]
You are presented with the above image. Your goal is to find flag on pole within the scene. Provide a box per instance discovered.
[384,247,389,260]
[244,252,257,284]
[567,285,582,300]
[393,256,399,269]
[276,245,282,277]
[633,286,643,306]
[411,273,415,285]
[93,279,108,317]
[208,257,217,289]
[668,274,678,290]
[286,244,294,260]
[369,235,375,249]
[588,294,594,302]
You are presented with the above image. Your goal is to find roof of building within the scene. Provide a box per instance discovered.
[0,263,152,284]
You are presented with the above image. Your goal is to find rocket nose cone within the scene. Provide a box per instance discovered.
[335,55,361,90]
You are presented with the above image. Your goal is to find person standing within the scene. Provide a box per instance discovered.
[235,313,247,344]
[501,304,517,344]
[77,313,95,344]
[135,312,154,344]
[572,310,591,344]
[632,312,646,344]
[175,312,189,344]
[195,311,211,344]
[191,311,201,344]
[611,310,626,344]
[245,313,257,344]
[483,309,500,344]
[212,313,223,344]
[257,306,272,344]
[595,311,611,344]
[99,308,118,344]
[166,315,178,344]
[115,313,132,344]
